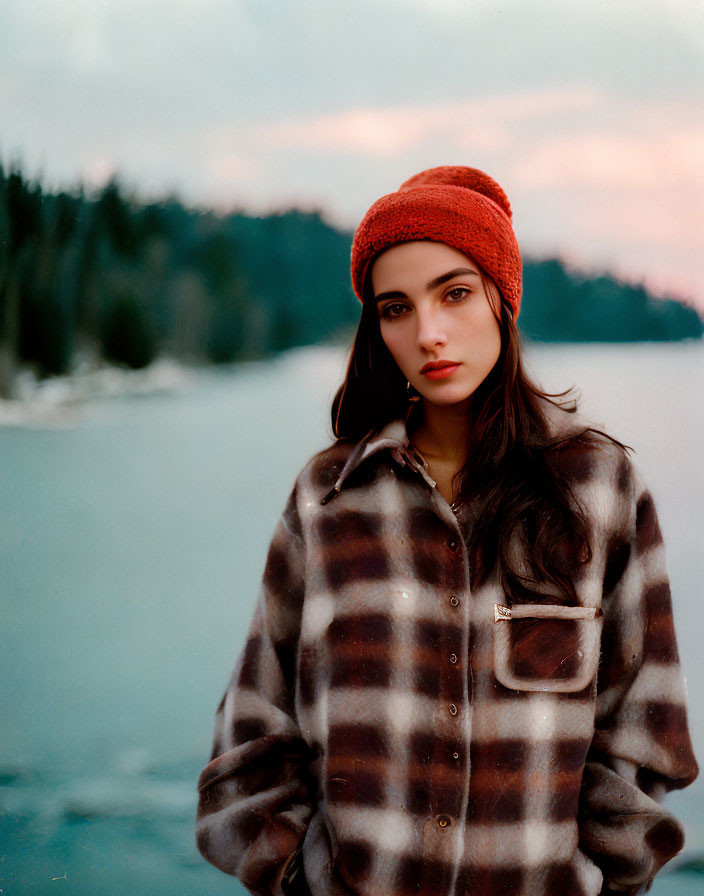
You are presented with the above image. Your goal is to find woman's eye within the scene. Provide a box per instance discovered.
[446,287,470,302]
[380,302,408,319]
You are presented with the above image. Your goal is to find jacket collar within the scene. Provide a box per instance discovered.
[319,398,599,506]
[320,417,436,506]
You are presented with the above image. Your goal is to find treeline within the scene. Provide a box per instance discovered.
[0,164,701,398]
[519,260,702,343]
[0,164,359,397]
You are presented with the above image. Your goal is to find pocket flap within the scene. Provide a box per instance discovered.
[493,602,602,693]
[494,603,600,622]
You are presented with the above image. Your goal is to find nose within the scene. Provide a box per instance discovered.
[415,304,447,351]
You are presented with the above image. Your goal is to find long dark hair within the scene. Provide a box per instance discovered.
[331,262,630,602]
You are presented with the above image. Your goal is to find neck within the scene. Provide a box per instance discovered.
[410,398,472,462]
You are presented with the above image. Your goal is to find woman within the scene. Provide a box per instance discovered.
[196,166,698,896]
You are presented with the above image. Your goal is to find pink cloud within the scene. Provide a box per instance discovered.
[206,152,264,183]
[511,124,704,192]
[246,86,602,157]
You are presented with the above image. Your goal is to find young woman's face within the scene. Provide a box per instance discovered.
[371,241,502,410]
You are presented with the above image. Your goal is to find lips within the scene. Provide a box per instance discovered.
[420,361,461,380]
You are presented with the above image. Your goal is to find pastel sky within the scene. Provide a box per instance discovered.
[2,0,703,307]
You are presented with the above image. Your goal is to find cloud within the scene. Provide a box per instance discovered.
[511,116,704,192]
[206,152,265,184]
[242,86,602,157]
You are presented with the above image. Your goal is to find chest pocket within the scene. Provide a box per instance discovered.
[493,601,602,693]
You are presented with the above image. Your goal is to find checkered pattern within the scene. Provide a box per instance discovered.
[196,404,698,896]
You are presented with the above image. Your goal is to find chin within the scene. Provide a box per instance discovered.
[419,387,477,408]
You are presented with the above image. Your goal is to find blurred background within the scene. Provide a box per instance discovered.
[0,1,702,893]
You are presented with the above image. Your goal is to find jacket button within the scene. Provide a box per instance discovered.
[449,653,457,664]
[437,815,451,828]
[449,595,459,608]
[448,538,458,551]
[448,703,458,716]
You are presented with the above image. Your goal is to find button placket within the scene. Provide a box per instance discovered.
[427,508,469,843]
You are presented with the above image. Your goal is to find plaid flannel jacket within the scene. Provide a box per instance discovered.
[196,404,698,896]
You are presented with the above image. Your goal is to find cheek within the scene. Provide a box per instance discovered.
[487,321,502,362]
[481,329,501,372]
[476,305,501,349]
[379,325,410,369]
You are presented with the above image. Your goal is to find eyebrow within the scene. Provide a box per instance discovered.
[374,267,481,303]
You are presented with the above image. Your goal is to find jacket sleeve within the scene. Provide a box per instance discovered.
[196,485,316,895]
[578,460,699,895]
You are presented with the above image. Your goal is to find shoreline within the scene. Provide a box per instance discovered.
[0,356,198,428]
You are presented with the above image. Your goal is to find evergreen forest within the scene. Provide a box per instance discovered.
[0,164,701,399]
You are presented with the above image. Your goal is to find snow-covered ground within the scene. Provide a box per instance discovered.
[0,357,197,427]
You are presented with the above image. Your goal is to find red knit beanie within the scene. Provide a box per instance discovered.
[350,165,522,319]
